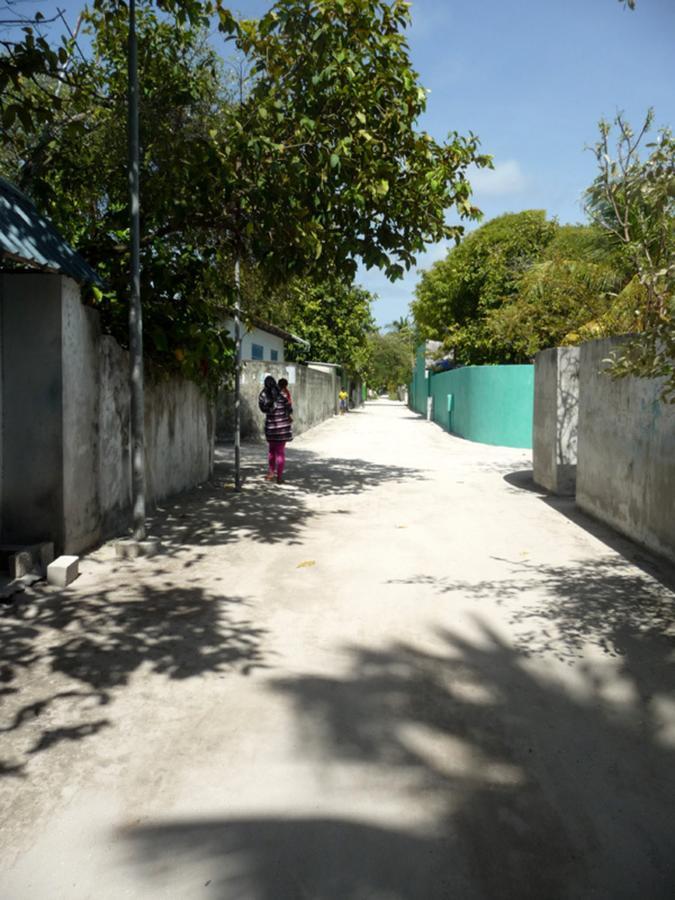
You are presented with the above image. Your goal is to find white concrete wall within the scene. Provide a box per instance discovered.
[1,274,214,554]
[216,361,336,442]
[576,337,675,563]
[99,336,132,536]
[223,318,285,363]
[533,346,579,496]
[62,280,102,553]
[144,376,214,504]
[97,337,214,541]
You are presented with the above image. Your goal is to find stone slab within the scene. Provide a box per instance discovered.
[114,537,161,560]
[1,542,55,578]
[47,555,79,587]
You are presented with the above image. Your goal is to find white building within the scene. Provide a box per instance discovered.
[223,316,308,363]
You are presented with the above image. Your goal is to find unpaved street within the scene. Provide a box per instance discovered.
[1,401,674,899]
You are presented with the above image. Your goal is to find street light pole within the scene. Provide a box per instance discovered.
[128,0,146,539]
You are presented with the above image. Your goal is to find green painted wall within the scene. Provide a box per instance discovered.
[429,365,534,448]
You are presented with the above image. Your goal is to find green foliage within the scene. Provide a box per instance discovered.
[218,0,490,283]
[585,111,675,400]
[2,0,490,392]
[366,329,414,393]
[1,3,236,392]
[275,278,375,376]
[412,210,558,363]
[486,225,634,357]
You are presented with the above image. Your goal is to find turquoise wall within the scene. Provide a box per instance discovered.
[428,364,534,448]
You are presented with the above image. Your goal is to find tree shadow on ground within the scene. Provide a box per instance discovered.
[1,445,422,777]
[122,613,675,899]
[504,468,675,583]
[144,444,425,551]
[389,554,674,664]
[0,582,266,778]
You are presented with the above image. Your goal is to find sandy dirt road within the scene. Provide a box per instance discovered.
[1,400,674,898]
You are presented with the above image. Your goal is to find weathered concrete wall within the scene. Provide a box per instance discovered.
[216,360,337,442]
[0,274,65,548]
[576,336,675,563]
[97,338,214,541]
[533,346,580,495]
[0,274,214,554]
[144,376,214,504]
[98,336,131,537]
[62,280,102,553]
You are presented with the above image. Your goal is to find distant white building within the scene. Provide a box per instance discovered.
[223,316,308,363]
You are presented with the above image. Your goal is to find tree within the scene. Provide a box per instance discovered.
[484,225,633,358]
[275,278,376,376]
[367,329,413,394]
[411,210,558,364]
[584,110,675,399]
[387,315,413,334]
[1,3,238,391]
[213,0,490,287]
[3,0,491,389]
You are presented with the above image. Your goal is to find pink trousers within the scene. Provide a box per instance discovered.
[268,441,286,476]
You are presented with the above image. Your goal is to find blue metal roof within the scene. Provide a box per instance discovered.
[0,177,102,286]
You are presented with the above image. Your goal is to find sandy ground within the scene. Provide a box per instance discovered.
[1,400,674,899]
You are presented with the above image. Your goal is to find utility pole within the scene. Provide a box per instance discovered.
[233,253,242,491]
[128,0,146,539]
[233,64,245,492]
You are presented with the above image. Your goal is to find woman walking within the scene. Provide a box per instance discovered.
[258,375,293,484]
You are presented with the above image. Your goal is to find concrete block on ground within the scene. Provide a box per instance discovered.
[114,537,161,560]
[47,555,79,587]
[2,542,55,578]
[533,346,579,495]
[10,551,33,579]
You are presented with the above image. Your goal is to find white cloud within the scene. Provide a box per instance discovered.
[417,241,451,267]
[469,159,527,197]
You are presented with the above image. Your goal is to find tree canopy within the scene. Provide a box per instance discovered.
[367,327,414,395]
[1,0,491,389]
[410,110,673,396]
[2,3,238,389]
[273,277,375,376]
[411,210,558,364]
[584,111,674,399]
[485,225,634,358]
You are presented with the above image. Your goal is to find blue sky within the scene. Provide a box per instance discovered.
[364,0,675,325]
[229,1,674,324]
[10,1,675,326]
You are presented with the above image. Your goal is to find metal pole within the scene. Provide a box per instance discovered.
[128,0,146,539]
[234,254,242,491]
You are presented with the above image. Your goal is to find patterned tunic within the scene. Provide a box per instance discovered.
[264,395,293,444]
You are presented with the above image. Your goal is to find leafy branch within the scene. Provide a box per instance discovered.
[584,111,675,400]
